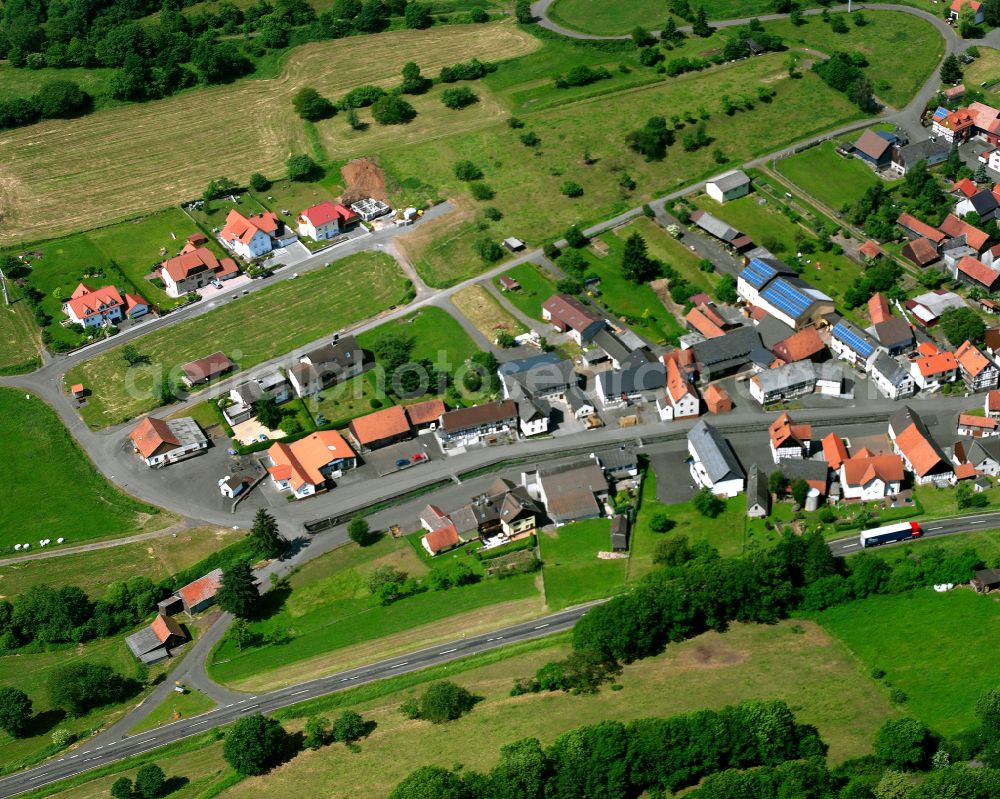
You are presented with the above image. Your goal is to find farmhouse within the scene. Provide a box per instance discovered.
[931,106,975,143]
[267,430,357,499]
[349,404,412,452]
[288,336,369,397]
[907,290,967,325]
[940,214,990,253]
[181,352,235,386]
[541,294,604,345]
[964,438,1000,475]
[829,320,878,370]
[159,246,239,298]
[297,201,357,241]
[958,413,999,437]
[659,357,701,420]
[870,352,916,400]
[745,464,770,519]
[902,237,941,268]
[177,568,223,615]
[909,346,959,391]
[125,614,187,665]
[750,361,818,406]
[500,353,579,400]
[596,350,666,407]
[129,416,208,467]
[950,0,984,24]
[956,339,1000,391]
[851,129,894,169]
[220,209,295,260]
[736,259,833,329]
[436,400,518,448]
[890,138,950,175]
[691,326,762,381]
[687,419,745,497]
[889,406,955,485]
[64,283,148,328]
[821,432,850,470]
[771,327,826,364]
[870,317,915,356]
[768,413,812,461]
[954,255,1000,292]
[536,460,609,524]
[839,454,904,501]
[705,170,750,203]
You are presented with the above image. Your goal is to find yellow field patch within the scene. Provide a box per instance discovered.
[451,284,526,341]
[0,22,538,246]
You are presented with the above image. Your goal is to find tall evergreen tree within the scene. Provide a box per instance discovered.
[216,561,259,619]
[250,509,284,559]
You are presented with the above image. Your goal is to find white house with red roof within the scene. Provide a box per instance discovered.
[658,358,700,420]
[159,245,239,298]
[267,430,357,499]
[297,201,358,241]
[220,208,296,260]
[950,0,984,23]
[63,283,149,328]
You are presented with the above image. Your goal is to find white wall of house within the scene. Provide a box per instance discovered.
[770,442,806,463]
[226,230,272,261]
[973,456,1000,476]
[872,369,916,400]
[519,415,548,437]
[142,441,207,468]
[839,472,900,501]
[962,365,1000,392]
[909,363,958,391]
[298,218,340,241]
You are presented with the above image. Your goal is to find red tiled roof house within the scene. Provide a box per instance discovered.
[297,201,357,242]
[64,283,149,328]
[267,430,357,500]
[177,568,224,614]
[159,246,239,298]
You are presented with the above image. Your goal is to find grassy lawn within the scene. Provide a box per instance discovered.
[538,519,628,609]
[0,64,116,106]
[0,388,170,552]
[0,633,166,775]
[569,235,685,346]
[775,139,882,211]
[491,262,558,321]
[385,53,861,286]
[620,216,720,292]
[207,536,542,690]
[765,10,944,109]
[691,191,866,306]
[963,47,1000,99]
[167,398,221,430]
[451,284,526,342]
[0,527,243,599]
[248,178,342,221]
[1,23,539,246]
[0,296,40,373]
[129,688,216,735]
[65,251,408,428]
[861,528,1000,567]
[913,483,1000,518]
[357,305,482,372]
[816,589,1000,736]
[304,370,392,429]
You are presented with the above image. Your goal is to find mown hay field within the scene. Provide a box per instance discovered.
[0,22,539,246]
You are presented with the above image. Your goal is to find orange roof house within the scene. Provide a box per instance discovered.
[771,327,826,363]
[902,237,940,267]
[64,283,143,326]
[897,213,946,244]
[868,293,892,325]
[130,416,180,459]
[841,453,905,489]
[405,398,446,428]
[421,523,461,556]
[769,413,812,455]
[956,340,997,381]
[940,214,990,252]
[914,350,958,379]
[267,430,356,497]
[704,384,732,413]
[956,255,1000,291]
[822,432,850,470]
[665,358,700,418]
[348,405,413,451]
[893,423,951,480]
[951,177,978,199]
[958,414,999,435]
[685,306,725,339]
[859,240,884,261]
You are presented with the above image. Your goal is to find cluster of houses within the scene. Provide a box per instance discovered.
[418,448,638,556]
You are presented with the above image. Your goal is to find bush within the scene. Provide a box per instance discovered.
[287,154,323,182]
[223,714,291,775]
[453,160,483,181]
[249,172,270,192]
[348,515,377,546]
[474,238,504,262]
[293,87,335,121]
[483,206,503,221]
[371,94,416,125]
[332,709,372,743]
[649,512,674,533]
[874,718,935,770]
[441,87,478,109]
[519,131,541,147]
[134,763,165,799]
[412,681,477,723]
[48,662,135,717]
[339,84,387,109]
[469,182,495,201]
[561,181,584,198]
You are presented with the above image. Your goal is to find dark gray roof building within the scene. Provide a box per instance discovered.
[688,419,745,486]
[691,327,762,380]
[746,464,770,518]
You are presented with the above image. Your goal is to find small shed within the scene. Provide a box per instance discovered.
[610,515,628,552]
[705,170,751,204]
[70,383,86,399]
[503,237,526,252]
[972,568,1000,593]
[219,475,245,499]
[498,275,521,291]
[157,595,183,616]
[975,475,992,493]
[125,614,187,664]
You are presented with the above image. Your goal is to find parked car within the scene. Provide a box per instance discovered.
[210,278,223,289]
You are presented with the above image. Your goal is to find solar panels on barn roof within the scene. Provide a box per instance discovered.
[739,258,778,289]
[832,321,876,358]
[760,279,813,321]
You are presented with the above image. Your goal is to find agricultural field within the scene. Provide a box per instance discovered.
[0,527,244,599]
[538,519,628,609]
[0,23,540,246]
[491,262,559,320]
[690,191,867,305]
[816,588,1000,736]
[0,388,170,552]
[207,535,544,691]
[40,617,895,799]
[0,297,40,373]
[64,252,408,428]
[775,140,882,210]
[450,284,526,342]
[384,54,862,286]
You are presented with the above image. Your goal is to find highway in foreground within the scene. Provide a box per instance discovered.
[4,510,1000,797]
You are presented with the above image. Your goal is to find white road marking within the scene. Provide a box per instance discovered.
[927,526,943,531]
[349,676,359,680]
[534,623,550,629]
[191,720,210,727]
[289,689,309,696]
[840,543,859,549]
[970,520,986,525]
[438,648,457,654]
[389,662,408,669]
[340,678,349,682]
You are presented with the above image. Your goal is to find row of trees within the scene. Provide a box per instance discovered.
[0,79,91,131]
[388,699,825,798]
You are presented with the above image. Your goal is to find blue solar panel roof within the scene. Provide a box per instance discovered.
[832,321,876,358]
[739,258,777,290]
[760,278,812,321]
